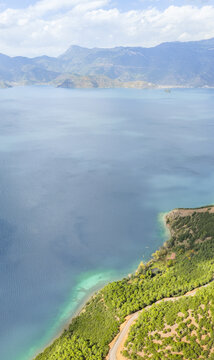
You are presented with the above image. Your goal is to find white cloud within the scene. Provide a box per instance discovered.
[31,0,109,16]
[0,1,214,57]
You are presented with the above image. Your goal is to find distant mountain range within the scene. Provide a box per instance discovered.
[1,38,214,88]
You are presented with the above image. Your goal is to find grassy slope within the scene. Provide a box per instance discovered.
[35,207,214,360]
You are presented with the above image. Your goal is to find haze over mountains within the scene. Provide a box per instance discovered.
[1,38,214,88]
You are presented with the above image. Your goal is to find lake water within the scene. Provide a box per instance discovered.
[0,87,214,360]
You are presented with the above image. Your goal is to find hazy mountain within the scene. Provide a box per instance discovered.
[57,39,214,86]
[0,38,214,88]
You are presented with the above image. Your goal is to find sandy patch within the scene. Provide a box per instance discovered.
[167,252,176,260]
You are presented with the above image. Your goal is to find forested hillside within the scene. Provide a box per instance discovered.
[35,206,214,360]
[124,283,214,359]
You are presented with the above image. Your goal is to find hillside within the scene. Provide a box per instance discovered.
[0,38,214,88]
[123,283,214,359]
[35,206,214,360]
[57,39,214,86]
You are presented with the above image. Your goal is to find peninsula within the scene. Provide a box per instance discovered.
[35,206,214,360]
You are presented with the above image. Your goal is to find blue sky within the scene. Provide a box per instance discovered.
[2,0,213,10]
[113,0,213,11]
[1,0,213,12]
[0,0,214,57]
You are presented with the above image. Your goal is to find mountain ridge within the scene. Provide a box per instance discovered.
[0,38,214,88]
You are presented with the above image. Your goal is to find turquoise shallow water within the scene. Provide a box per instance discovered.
[0,87,214,360]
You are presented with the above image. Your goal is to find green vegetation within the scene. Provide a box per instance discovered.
[124,282,214,359]
[35,295,118,360]
[35,207,214,360]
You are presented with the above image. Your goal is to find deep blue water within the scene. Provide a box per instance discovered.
[0,87,214,360]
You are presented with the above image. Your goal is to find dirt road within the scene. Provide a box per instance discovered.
[108,280,213,360]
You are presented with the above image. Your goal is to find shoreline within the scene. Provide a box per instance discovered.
[2,84,214,90]
[37,283,104,352]
[31,273,121,360]
[31,266,133,360]
[33,205,214,360]
[32,210,170,360]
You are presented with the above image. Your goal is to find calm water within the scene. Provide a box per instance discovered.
[0,87,214,360]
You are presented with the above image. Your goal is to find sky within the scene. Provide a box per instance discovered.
[0,0,214,57]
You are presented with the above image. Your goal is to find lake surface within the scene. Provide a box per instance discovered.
[0,87,214,360]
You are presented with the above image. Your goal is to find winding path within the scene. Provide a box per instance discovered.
[108,280,213,360]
